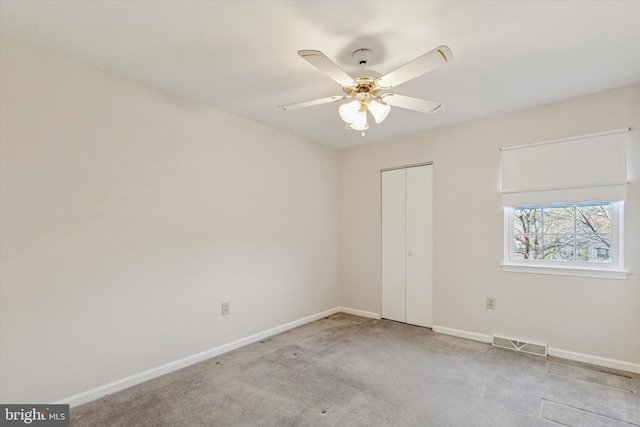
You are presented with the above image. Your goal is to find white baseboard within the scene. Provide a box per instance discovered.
[55,306,342,407]
[338,306,381,319]
[548,347,640,374]
[432,325,493,343]
[433,324,640,374]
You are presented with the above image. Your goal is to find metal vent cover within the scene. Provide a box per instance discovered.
[493,335,548,356]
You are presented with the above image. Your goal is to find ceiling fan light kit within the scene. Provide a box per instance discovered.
[279,45,453,136]
[368,99,391,124]
[338,92,390,136]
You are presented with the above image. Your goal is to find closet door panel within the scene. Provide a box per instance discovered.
[405,165,433,327]
[381,169,406,323]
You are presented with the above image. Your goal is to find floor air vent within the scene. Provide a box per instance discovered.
[492,336,547,356]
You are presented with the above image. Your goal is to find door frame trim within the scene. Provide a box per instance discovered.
[380,161,433,173]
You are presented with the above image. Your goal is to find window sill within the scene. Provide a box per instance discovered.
[501,263,629,280]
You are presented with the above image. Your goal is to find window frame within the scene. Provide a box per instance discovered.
[502,201,628,279]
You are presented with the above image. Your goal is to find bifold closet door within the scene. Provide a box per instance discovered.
[381,165,433,327]
[381,168,407,323]
[405,165,433,327]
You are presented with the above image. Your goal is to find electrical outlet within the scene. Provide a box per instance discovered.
[486,297,496,310]
[222,302,230,316]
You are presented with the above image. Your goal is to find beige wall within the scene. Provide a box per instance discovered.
[2,34,639,405]
[0,37,340,403]
[339,83,640,365]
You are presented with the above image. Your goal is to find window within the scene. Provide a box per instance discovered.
[514,203,611,262]
[500,128,629,279]
[503,202,626,279]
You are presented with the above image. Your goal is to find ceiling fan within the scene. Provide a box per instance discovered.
[279,46,453,136]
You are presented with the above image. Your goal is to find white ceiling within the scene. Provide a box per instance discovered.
[1,1,639,150]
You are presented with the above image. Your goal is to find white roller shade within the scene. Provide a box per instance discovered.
[500,129,629,206]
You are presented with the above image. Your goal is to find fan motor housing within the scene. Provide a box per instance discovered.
[343,76,382,96]
[343,48,383,96]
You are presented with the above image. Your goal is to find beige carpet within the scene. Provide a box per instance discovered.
[71,313,640,426]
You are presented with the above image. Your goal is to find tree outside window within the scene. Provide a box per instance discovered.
[514,204,611,263]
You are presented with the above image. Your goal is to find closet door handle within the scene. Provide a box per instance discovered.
[408,252,413,256]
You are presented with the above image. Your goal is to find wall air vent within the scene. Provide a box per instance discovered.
[492,335,547,356]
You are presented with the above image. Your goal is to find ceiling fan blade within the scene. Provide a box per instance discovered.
[377,45,453,89]
[298,50,357,87]
[381,94,444,114]
[279,95,346,110]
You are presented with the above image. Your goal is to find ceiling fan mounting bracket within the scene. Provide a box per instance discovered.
[352,48,373,66]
